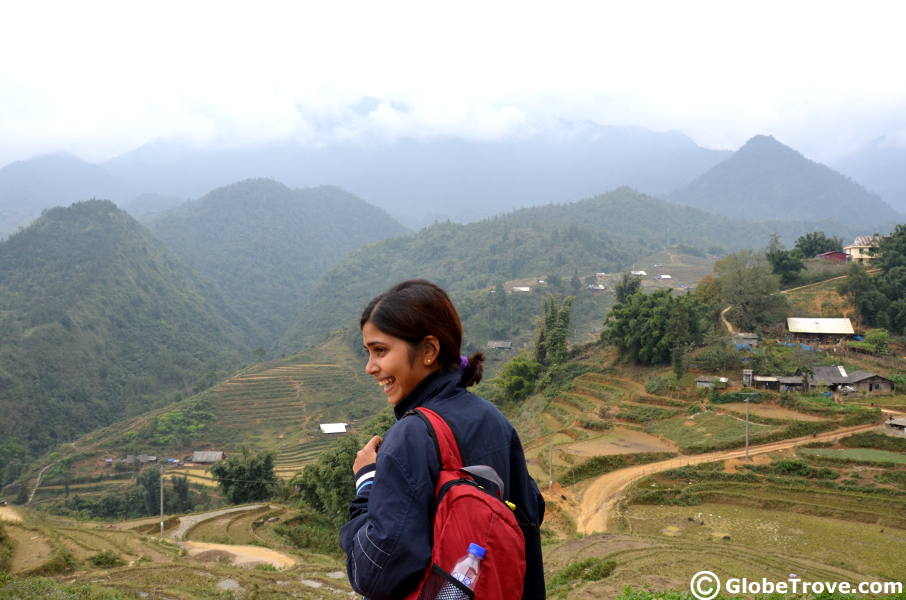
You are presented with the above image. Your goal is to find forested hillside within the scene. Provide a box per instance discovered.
[280,187,855,352]
[0,201,250,482]
[146,179,408,344]
[670,135,902,226]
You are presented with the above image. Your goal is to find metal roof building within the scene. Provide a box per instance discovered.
[787,318,854,335]
[192,451,224,463]
[320,423,348,434]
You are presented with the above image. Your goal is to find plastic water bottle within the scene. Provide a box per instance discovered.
[437,543,485,599]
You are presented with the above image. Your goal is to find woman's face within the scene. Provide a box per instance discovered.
[362,321,439,405]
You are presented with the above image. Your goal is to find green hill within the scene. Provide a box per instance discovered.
[278,187,862,353]
[145,179,409,345]
[670,134,902,226]
[18,331,385,508]
[0,200,250,480]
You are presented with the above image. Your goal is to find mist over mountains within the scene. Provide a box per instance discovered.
[669,135,901,226]
[0,123,731,235]
[145,179,408,344]
[834,138,906,214]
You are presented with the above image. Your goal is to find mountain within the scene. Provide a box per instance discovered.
[104,124,730,228]
[834,138,906,213]
[0,200,250,473]
[145,179,409,344]
[0,154,125,238]
[669,135,902,227]
[278,187,860,352]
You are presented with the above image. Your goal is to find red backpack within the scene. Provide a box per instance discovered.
[404,407,527,600]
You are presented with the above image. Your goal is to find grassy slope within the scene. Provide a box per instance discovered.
[20,330,384,506]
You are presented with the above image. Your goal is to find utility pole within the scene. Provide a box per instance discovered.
[745,397,750,460]
[159,468,164,539]
[548,443,553,490]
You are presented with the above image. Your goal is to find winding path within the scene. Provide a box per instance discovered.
[576,421,881,534]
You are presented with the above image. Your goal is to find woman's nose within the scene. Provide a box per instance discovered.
[365,356,378,374]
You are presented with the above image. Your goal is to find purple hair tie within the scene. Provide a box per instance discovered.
[460,355,469,369]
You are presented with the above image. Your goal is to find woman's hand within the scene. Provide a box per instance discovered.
[353,435,383,473]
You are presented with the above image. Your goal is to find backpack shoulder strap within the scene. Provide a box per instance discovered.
[410,407,463,471]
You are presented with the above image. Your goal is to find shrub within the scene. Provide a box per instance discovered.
[645,375,678,395]
[549,557,616,590]
[89,550,124,568]
[26,549,78,575]
[695,343,741,372]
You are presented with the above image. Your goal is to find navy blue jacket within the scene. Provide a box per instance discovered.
[339,369,546,599]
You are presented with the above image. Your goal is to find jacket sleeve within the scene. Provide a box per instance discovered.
[339,419,439,599]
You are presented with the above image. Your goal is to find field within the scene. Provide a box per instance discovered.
[799,447,906,464]
[784,268,852,317]
[0,503,353,599]
[645,412,782,453]
[718,402,828,421]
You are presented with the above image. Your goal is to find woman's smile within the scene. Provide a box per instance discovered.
[362,320,437,405]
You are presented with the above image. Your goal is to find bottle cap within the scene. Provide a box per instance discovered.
[467,543,486,559]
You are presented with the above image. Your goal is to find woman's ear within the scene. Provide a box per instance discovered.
[422,335,440,366]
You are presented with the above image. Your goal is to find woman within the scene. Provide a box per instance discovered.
[339,279,545,599]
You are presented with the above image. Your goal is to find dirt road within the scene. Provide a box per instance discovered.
[179,540,298,569]
[576,422,879,534]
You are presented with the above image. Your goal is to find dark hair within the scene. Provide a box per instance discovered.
[360,279,484,387]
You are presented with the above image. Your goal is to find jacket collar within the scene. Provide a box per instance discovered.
[393,369,461,420]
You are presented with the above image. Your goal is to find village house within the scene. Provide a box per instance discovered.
[487,340,513,350]
[808,365,894,394]
[843,235,881,264]
[815,250,848,263]
[751,374,809,392]
[191,451,224,464]
[695,376,728,389]
[319,423,348,434]
[118,454,157,466]
[787,317,854,345]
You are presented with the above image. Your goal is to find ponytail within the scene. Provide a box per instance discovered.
[459,352,485,387]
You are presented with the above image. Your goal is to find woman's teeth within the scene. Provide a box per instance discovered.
[379,377,395,392]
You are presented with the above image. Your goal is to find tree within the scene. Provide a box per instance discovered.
[170,475,193,513]
[614,272,642,304]
[795,231,843,257]
[137,467,161,515]
[839,227,906,335]
[210,448,277,504]
[602,289,707,365]
[493,353,542,402]
[765,234,804,285]
[533,294,574,367]
[714,250,788,331]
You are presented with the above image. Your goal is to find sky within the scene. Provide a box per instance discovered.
[1,0,905,167]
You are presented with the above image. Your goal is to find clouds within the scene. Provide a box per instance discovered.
[1,0,905,165]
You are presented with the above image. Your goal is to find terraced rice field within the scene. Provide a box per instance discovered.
[799,447,906,464]
[196,356,380,477]
[523,371,692,481]
[619,503,904,581]
[718,402,828,422]
[646,412,782,452]
[545,531,889,599]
